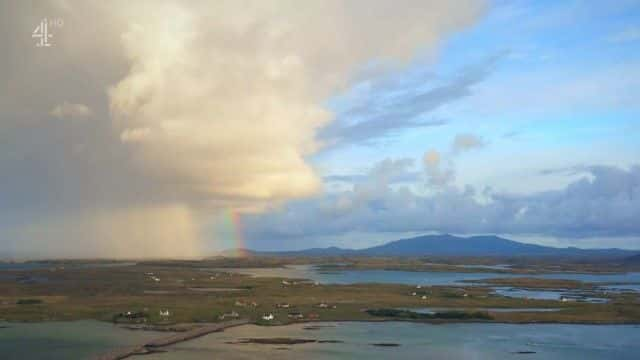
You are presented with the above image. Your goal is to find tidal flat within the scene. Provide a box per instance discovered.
[3,321,640,360]
[141,322,640,360]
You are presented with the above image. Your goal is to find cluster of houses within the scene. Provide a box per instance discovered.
[145,272,161,282]
[234,300,259,307]
[410,293,429,300]
[117,297,340,325]
[115,308,173,323]
[409,285,468,300]
[314,302,337,309]
[259,310,323,322]
[287,312,304,319]
[255,301,336,322]
[113,310,147,323]
[411,285,429,300]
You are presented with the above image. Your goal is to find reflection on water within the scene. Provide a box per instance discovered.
[145,322,640,360]
[491,287,608,303]
[0,320,166,360]
[398,307,561,313]
[459,263,513,270]
[220,265,640,286]
[493,287,565,300]
[4,320,639,359]
[0,262,50,271]
[599,284,640,293]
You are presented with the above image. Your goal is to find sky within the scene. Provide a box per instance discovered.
[1,0,639,258]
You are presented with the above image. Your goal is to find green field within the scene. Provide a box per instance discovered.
[1,258,639,326]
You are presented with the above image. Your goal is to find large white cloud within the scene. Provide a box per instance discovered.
[0,0,484,257]
[108,0,484,207]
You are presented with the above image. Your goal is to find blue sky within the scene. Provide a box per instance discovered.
[1,1,639,258]
[244,0,640,250]
[317,0,640,188]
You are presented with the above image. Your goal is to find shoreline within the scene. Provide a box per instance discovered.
[4,314,640,327]
[93,319,249,360]
[91,317,640,360]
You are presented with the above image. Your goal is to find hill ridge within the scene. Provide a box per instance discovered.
[226,234,638,258]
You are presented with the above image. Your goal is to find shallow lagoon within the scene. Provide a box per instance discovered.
[0,320,165,360]
[145,322,640,360]
[3,320,640,359]
[491,287,608,303]
[399,307,561,313]
[220,265,640,286]
[599,283,640,293]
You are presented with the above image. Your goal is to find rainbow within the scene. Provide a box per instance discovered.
[223,209,248,257]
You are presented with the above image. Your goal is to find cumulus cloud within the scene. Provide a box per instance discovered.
[50,102,92,120]
[108,0,484,205]
[421,133,485,187]
[0,0,484,257]
[423,149,455,187]
[328,132,487,191]
[245,164,640,246]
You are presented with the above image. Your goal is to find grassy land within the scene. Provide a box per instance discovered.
[1,259,639,326]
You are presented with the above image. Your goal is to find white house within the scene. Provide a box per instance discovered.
[219,310,240,320]
[159,309,170,317]
[262,313,274,321]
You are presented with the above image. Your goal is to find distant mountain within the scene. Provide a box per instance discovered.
[271,246,358,257]
[256,234,638,258]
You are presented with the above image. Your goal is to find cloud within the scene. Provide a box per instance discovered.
[423,149,455,187]
[320,54,502,147]
[120,127,151,143]
[422,133,486,187]
[50,102,92,120]
[327,132,486,190]
[107,0,485,206]
[5,205,201,258]
[321,118,448,147]
[452,133,485,153]
[325,158,420,185]
[0,0,484,257]
[245,164,640,247]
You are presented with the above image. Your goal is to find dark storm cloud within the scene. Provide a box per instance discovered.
[245,164,640,243]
